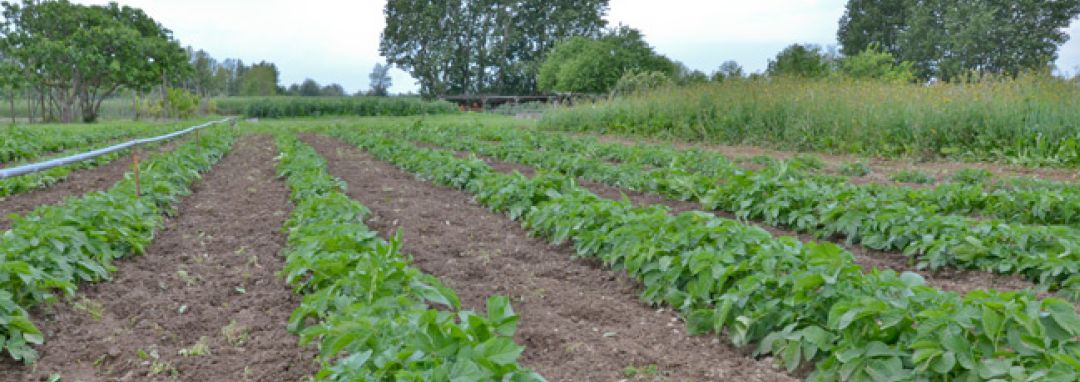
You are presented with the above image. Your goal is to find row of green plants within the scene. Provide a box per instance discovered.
[325,125,1080,381]
[0,135,187,197]
[0,121,193,164]
[273,133,543,381]
[0,128,236,363]
[538,76,1080,166]
[435,119,1080,227]
[381,120,1080,299]
[214,97,458,119]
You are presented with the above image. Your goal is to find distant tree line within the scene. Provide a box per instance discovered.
[382,0,1080,98]
[183,49,283,98]
[380,0,610,97]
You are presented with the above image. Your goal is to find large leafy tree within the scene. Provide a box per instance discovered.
[380,0,609,97]
[0,0,189,122]
[298,78,321,97]
[839,0,1080,80]
[536,26,676,94]
[368,62,392,96]
[238,61,280,96]
[766,44,833,78]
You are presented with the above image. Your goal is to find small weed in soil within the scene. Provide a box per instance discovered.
[838,161,871,177]
[890,170,935,184]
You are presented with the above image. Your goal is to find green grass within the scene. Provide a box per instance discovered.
[539,75,1080,166]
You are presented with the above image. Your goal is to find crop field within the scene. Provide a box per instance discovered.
[0,111,1077,382]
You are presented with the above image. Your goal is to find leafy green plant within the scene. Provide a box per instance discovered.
[890,169,936,184]
[838,161,871,177]
[949,168,993,184]
[165,88,200,119]
[790,154,826,171]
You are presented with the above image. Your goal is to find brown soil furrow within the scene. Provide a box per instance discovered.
[0,134,318,381]
[439,143,1041,297]
[303,134,796,382]
[0,138,188,231]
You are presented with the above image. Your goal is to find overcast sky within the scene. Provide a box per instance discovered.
[79,0,1080,94]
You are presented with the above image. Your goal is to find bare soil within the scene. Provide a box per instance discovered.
[0,139,186,231]
[438,142,1041,297]
[577,132,1080,185]
[0,134,318,381]
[303,134,796,382]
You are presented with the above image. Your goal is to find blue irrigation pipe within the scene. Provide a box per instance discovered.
[0,118,234,179]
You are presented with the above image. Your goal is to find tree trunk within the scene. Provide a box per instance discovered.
[26,92,33,124]
[132,92,140,121]
[9,91,14,124]
[161,69,169,119]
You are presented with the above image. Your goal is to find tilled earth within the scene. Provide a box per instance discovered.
[303,134,797,382]
[0,134,318,381]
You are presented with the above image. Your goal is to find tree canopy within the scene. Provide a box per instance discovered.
[838,0,1080,80]
[537,26,676,94]
[368,62,392,96]
[766,44,833,78]
[0,0,189,122]
[380,0,610,97]
[238,61,281,96]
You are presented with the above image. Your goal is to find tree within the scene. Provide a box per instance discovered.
[368,62,392,96]
[187,48,216,97]
[238,61,280,96]
[537,26,675,94]
[839,44,915,82]
[381,0,610,97]
[711,60,744,81]
[610,70,672,97]
[0,0,190,122]
[837,0,908,58]
[767,44,833,78]
[673,62,708,86]
[838,0,1080,80]
[320,83,345,97]
[298,78,321,96]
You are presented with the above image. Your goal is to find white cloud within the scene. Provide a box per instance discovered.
[73,0,1080,92]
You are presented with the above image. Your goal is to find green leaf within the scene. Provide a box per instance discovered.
[477,337,524,366]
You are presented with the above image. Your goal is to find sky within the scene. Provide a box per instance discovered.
[79,0,1080,94]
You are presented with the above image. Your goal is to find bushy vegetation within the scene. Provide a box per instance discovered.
[214,96,458,118]
[539,74,1080,165]
[538,26,675,94]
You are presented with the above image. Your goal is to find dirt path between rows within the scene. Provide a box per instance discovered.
[436,142,1041,297]
[570,132,1080,185]
[303,134,796,382]
[0,139,188,231]
[0,134,318,381]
